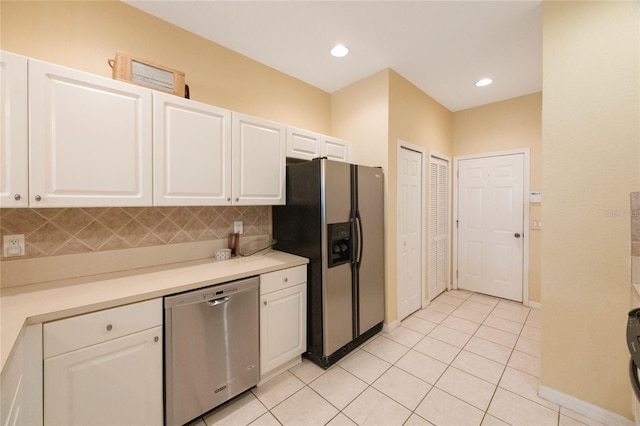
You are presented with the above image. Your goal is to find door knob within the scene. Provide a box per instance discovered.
[514,233,521,238]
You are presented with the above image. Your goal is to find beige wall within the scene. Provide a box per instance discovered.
[388,71,452,315]
[541,1,639,419]
[452,93,542,302]
[331,69,391,169]
[0,0,331,133]
[389,70,452,159]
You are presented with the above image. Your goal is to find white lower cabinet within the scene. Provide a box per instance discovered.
[0,325,43,426]
[260,266,307,379]
[43,299,162,426]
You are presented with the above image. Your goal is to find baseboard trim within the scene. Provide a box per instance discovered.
[528,301,542,309]
[422,298,431,309]
[383,320,400,333]
[258,356,302,386]
[538,385,634,426]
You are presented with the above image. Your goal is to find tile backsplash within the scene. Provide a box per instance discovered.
[0,206,270,261]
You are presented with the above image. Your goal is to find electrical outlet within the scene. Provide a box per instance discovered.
[234,221,243,235]
[3,234,25,257]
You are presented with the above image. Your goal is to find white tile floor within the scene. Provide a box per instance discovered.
[190,290,605,426]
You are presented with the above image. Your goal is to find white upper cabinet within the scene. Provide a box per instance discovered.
[7,53,291,207]
[153,92,232,206]
[323,135,350,163]
[286,126,351,163]
[0,51,29,207]
[28,59,152,207]
[232,113,286,205]
[286,127,322,161]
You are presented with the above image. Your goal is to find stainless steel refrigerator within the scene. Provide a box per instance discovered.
[273,158,385,368]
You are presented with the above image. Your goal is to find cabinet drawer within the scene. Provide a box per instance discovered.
[44,298,162,358]
[260,265,306,295]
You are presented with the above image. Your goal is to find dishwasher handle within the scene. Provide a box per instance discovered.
[206,296,231,307]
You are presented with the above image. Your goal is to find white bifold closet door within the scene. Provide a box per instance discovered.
[429,156,449,299]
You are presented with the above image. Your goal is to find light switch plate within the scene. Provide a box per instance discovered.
[530,192,542,203]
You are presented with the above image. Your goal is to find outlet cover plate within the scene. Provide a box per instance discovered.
[3,234,25,257]
[234,221,243,234]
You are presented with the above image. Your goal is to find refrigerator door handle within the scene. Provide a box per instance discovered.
[356,211,364,267]
[630,358,640,402]
[350,216,358,266]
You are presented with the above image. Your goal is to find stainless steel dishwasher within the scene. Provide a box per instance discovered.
[164,276,259,426]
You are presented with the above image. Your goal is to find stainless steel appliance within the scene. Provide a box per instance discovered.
[628,309,640,411]
[273,158,385,368]
[164,277,259,426]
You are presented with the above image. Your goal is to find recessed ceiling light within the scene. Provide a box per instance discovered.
[330,44,349,58]
[475,78,493,87]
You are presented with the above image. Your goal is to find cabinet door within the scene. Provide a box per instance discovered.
[29,59,152,207]
[0,51,28,207]
[1,325,43,426]
[44,326,163,426]
[323,136,350,163]
[232,113,285,205]
[286,127,321,161]
[154,93,232,206]
[260,283,307,375]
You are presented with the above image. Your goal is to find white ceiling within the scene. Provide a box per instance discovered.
[124,1,542,112]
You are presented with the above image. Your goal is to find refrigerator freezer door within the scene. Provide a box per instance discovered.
[324,160,352,224]
[356,166,385,335]
[322,160,354,356]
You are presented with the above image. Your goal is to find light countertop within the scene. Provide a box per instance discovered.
[0,250,308,371]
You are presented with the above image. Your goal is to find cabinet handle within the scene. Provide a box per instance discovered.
[227,197,231,202]
[284,278,288,283]
[35,195,42,201]
[14,194,21,201]
[106,324,113,331]
[154,336,159,343]
[236,198,239,202]
[263,301,267,306]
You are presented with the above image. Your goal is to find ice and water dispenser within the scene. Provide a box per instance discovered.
[327,222,352,267]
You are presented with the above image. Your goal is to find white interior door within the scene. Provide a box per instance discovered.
[457,153,524,302]
[429,156,449,299]
[398,146,423,320]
